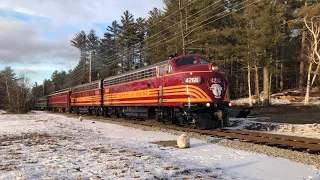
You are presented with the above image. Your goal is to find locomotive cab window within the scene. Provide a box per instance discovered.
[175,57,197,67]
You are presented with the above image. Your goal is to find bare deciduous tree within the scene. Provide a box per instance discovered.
[304,15,320,105]
[0,66,32,113]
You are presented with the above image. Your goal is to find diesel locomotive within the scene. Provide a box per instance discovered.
[35,54,231,129]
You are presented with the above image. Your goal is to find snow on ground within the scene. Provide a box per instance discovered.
[0,112,319,179]
[229,118,320,139]
[231,94,320,106]
[231,97,296,105]
[0,110,6,115]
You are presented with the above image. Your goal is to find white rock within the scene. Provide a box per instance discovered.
[79,116,83,121]
[177,134,190,149]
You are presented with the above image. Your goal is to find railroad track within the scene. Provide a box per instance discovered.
[130,121,320,154]
[62,113,320,154]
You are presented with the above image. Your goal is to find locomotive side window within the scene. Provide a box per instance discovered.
[175,57,196,67]
[103,67,157,87]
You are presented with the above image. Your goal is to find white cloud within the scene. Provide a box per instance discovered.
[0,17,79,64]
[0,0,164,84]
[18,69,38,75]
[14,66,61,71]
[0,0,163,24]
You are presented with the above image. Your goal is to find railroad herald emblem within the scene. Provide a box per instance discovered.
[209,84,222,98]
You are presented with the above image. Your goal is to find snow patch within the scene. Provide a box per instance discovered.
[0,110,6,115]
[229,118,320,139]
[0,113,319,179]
[231,97,292,105]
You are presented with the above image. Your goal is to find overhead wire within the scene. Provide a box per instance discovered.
[185,0,261,45]
[146,0,249,49]
[63,0,260,86]
[144,0,226,44]
[94,0,258,70]
[92,0,232,68]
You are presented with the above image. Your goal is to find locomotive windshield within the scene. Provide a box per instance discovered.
[175,57,196,67]
[175,57,209,67]
[198,57,209,64]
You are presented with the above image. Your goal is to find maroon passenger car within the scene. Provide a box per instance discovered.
[47,88,71,112]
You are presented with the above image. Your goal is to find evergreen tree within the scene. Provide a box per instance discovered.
[119,10,137,71]
[144,8,167,63]
[135,17,146,66]
[70,31,89,85]
[51,70,67,91]
[87,29,101,81]
[105,20,122,74]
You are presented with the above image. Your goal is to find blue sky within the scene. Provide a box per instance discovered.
[0,0,163,84]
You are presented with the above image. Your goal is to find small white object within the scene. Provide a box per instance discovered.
[177,134,190,149]
[79,116,83,121]
[206,103,210,107]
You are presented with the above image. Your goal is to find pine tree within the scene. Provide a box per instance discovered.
[135,17,146,66]
[144,8,168,63]
[119,10,137,71]
[106,20,122,74]
[70,31,89,85]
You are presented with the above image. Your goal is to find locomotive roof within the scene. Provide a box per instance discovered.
[103,60,168,81]
[72,79,102,88]
[48,88,70,96]
[102,54,202,81]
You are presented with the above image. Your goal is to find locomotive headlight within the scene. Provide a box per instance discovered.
[228,102,232,107]
[211,64,219,71]
[206,103,210,107]
[184,77,201,84]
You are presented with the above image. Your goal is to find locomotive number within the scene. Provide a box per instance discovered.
[184,77,201,84]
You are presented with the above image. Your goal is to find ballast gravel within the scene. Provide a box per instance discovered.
[64,114,320,166]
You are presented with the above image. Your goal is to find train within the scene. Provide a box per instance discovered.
[35,54,231,129]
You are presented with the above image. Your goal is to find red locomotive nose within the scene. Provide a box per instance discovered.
[203,70,229,103]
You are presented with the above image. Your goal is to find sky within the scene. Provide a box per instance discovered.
[0,0,164,84]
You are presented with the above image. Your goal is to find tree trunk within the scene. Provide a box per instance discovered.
[299,61,305,88]
[254,64,260,104]
[248,63,252,106]
[280,60,284,91]
[236,78,239,98]
[269,72,272,103]
[4,75,11,110]
[299,30,306,89]
[311,63,320,86]
[305,62,313,105]
[263,67,270,107]
[276,60,278,91]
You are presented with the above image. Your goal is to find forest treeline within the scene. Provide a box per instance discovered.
[1,0,319,112]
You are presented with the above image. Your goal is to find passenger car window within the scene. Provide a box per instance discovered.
[175,57,197,67]
[198,57,209,64]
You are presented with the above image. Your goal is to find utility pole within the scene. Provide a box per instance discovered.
[43,81,45,96]
[89,52,92,82]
